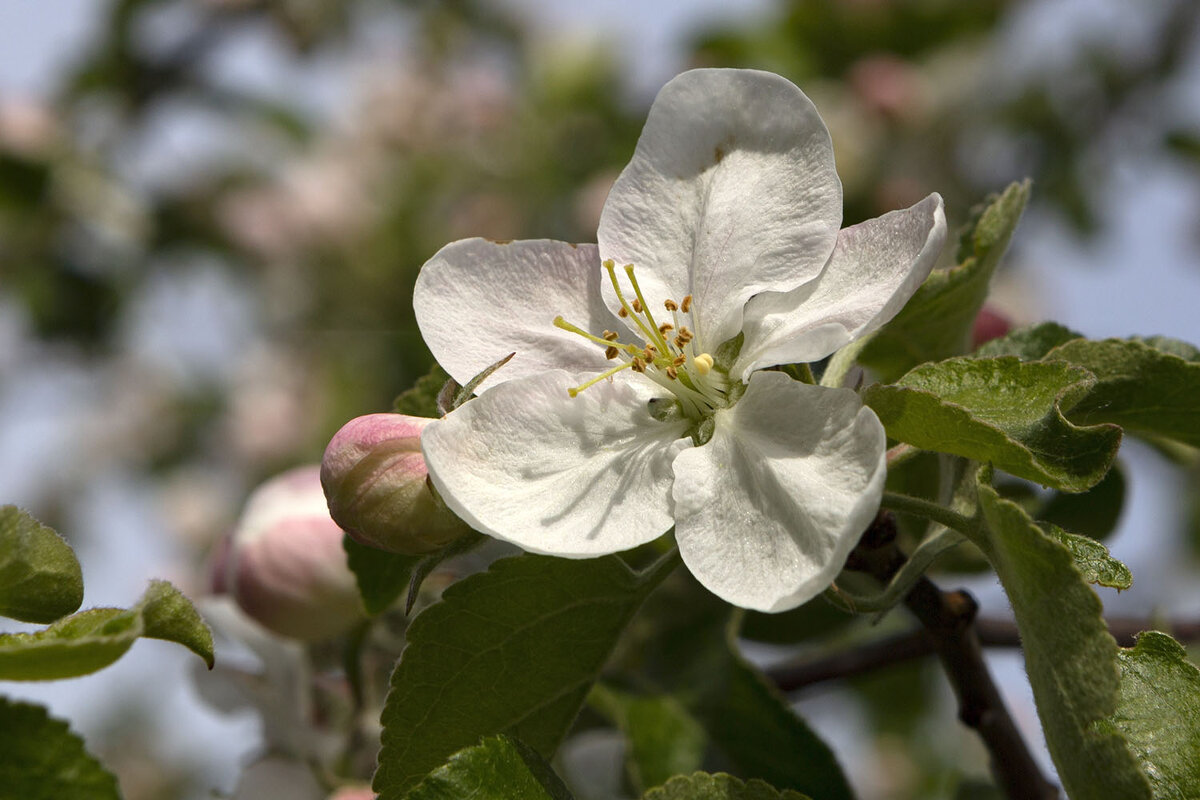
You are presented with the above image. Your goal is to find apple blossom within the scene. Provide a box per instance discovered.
[321,413,473,554]
[412,68,946,612]
[223,465,363,640]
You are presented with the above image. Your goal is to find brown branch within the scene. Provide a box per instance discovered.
[840,512,1059,800]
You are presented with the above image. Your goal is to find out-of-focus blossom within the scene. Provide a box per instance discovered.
[326,786,376,800]
[221,466,362,640]
[971,306,1013,349]
[0,96,59,157]
[848,55,928,122]
[322,414,472,555]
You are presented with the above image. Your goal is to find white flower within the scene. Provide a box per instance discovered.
[412,69,946,612]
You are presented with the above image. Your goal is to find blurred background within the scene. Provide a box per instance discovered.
[2,0,1200,798]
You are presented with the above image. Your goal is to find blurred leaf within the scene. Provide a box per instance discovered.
[374,553,678,799]
[590,685,706,793]
[974,322,1082,360]
[0,697,120,800]
[0,506,83,624]
[1104,632,1200,799]
[864,357,1121,491]
[643,773,810,800]
[739,596,854,646]
[0,580,213,680]
[1046,338,1200,448]
[1037,462,1126,541]
[976,478,1151,799]
[394,362,451,417]
[343,535,420,616]
[1040,523,1132,590]
[860,181,1030,382]
[406,735,574,800]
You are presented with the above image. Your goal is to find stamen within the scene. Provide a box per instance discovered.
[605,260,660,347]
[632,298,642,313]
[631,357,646,373]
[567,361,634,397]
[622,264,667,350]
[673,355,686,366]
[658,322,674,334]
[618,307,629,318]
[602,330,619,341]
[680,295,693,313]
[605,346,619,360]
[693,353,714,375]
[664,299,678,311]
[554,316,635,352]
[666,366,678,380]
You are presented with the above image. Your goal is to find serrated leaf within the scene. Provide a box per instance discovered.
[394,362,450,417]
[864,356,1121,491]
[590,685,706,792]
[973,322,1082,361]
[1045,338,1200,448]
[612,574,853,800]
[343,535,421,616]
[1105,632,1200,799]
[406,735,574,800]
[644,773,810,800]
[374,553,679,799]
[1037,460,1126,541]
[0,505,83,624]
[860,181,1030,382]
[0,580,213,680]
[975,478,1151,800]
[1040,523,1132,590]
[0,697,120,800]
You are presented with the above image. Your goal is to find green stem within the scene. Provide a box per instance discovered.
[881,491,982,546]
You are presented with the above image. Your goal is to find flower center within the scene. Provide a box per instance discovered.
[554,260,730,420]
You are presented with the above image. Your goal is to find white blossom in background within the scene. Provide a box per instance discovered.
[414,69,946,612]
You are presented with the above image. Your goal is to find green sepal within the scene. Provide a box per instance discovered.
[394,362,451,417]
[0,505,83,624]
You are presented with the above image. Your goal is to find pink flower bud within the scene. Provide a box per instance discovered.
[971,306,1012,349]
[321,414,472,555]
[327,787,375,800]
[226,466,362,640]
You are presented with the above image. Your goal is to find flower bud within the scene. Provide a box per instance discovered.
[321,414,471,554]
[326,787,375,800]
[971,306,1012,349]
[225,466,363,641]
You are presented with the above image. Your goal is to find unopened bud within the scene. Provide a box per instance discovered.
[321,414,472,555]
[971,306,1012,349]
[327,787,375,800]
[224,466,363,641]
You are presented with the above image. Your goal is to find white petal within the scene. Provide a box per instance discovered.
[413,238,621,389]
[735,194,946,379]
[671,371,885,612]
[422,370,691,556]
[597,69,842,350]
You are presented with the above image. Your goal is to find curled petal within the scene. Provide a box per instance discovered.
[421,370,691,556]
[414,238,621,390]
[735,193,946,379]
[598,69,842,350]
[671,372,885,612]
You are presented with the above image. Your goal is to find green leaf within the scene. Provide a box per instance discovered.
[0,580,213,680]
[1037,460,1126,541]
[393,362,450,417]
[973,322,1082,360]
[1040,523,1132,590]
[0,697,120,800]
[613,574,853,800]
[343,534,420,616]
[590,684,706,792]
[975,477,1151,800]
[406,735,574,800]
[864,356,1122,491]
[859,181,1030,382]
[643,773,810,800]
[373,552,679,799]
[403,531,487,614]
[0,505,84,624]
[1045,338,1200,448]
[1105,632,1200,799]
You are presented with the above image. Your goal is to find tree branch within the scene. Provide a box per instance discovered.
[840,512,1059,800]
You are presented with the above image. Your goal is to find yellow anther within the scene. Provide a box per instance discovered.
[602,330,619,341]
[680,295,693,313]
[605,346,619,360]
[693,353,714,375]
[664,299,678,312]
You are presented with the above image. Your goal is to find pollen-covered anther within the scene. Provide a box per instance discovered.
[693,353,715,375]
[631,357,646,373]
[673,355,686,366]
[663,299,678,312]
[618,307,629,318]
[604,346,619,360]
[680,295,693,313]
[658,322,674,334]
[666,366,678,379]
[632,298,643,313]
[642,347,656,361]
[602,330,619,341]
